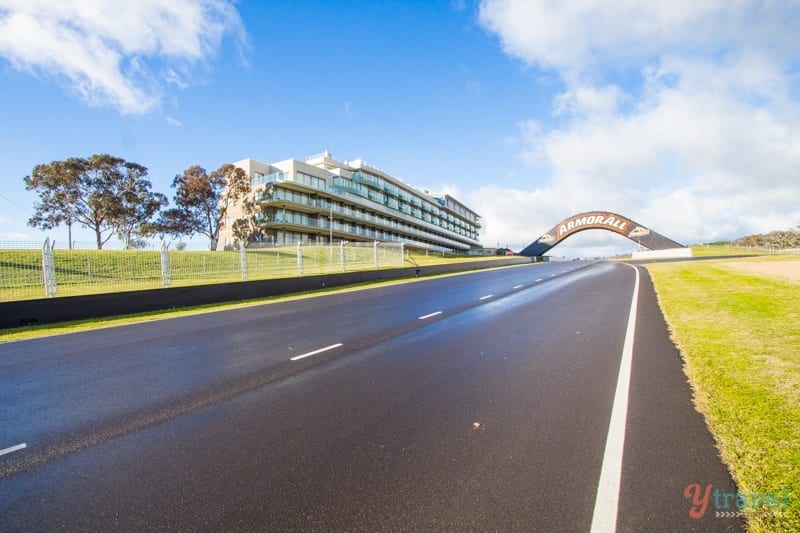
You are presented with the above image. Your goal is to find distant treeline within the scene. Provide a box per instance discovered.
[732,227,800,249]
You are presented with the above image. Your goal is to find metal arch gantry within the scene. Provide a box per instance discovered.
[519,211,684,257]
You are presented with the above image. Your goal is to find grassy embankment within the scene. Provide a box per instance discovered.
[690,244,775,257]
[0,249,513,341]
[645,257,799,532]
[0,247,498,302]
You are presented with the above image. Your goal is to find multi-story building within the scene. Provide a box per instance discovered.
[218,151,482,253]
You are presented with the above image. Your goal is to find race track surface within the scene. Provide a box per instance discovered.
[0,261,742,531]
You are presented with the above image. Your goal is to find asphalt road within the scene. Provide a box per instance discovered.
[0,261,742,531]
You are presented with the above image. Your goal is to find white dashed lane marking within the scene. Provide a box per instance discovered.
[290,343,343,362]
[0,443,27,457]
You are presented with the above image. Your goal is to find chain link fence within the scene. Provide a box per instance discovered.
[0,240,405,302]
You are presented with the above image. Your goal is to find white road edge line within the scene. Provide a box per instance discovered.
[479,294,493,300]
[0,443,27,457]
[418,311,443,320]
[290,343,343,362]
[513,285,523,289]
[590,264,640,533]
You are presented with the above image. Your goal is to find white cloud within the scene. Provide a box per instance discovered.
[476,0,800,254]
[478,0,799,81]
[553,85,625,119]
[166,116,183,127]
[0,0,246,114]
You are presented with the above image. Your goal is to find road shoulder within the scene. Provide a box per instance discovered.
[617,266,743,531]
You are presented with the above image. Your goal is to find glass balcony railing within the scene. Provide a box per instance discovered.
[251,171,286,187]
[260,178,480,247]
[267,208,473,250]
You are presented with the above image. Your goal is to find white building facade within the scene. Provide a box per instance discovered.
[218,151,482,253]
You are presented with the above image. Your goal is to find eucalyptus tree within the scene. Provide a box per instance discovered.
[151,163,249,250]
[231,195,270,246]
[115,166,168,249]
[25,154,165,249]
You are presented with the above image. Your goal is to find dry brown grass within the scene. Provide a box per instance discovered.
[722,258,800,282]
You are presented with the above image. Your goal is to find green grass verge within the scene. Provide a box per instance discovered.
[645,259,800,532]
[690,244,772,257]
[608,244,770,261]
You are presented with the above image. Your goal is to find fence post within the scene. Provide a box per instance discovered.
[160,241,171,286]
[296,241,304,276]
[374,240,379,269]
[340,240,346,272]
[42,238,56,298]
[240,242,248,281]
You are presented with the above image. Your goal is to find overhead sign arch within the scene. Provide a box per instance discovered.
[519,211,684,257]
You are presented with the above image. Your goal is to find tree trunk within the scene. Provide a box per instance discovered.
[208,213,217,251]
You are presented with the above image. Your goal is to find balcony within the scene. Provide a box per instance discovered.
[263,183,481,248]
[251,171,285,187]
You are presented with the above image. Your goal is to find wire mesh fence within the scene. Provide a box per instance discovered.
[0,240,405,302]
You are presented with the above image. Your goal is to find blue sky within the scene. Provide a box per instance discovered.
[1,0,798,256]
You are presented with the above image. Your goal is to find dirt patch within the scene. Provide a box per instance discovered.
[724,260,800,281]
